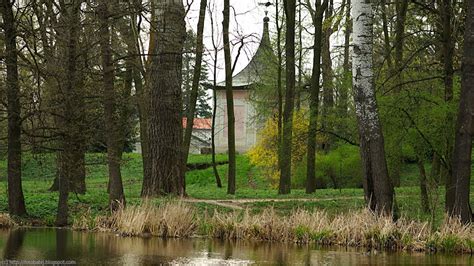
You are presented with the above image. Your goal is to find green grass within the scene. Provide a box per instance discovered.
[242,198,366,216]
[0,153,472,227]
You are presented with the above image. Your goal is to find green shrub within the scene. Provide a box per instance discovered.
[292,159,328,189]
[294,225,311,242]
[287,144,362,189]
[198,221,214,236]
[440,235,463,253]
[401,143,417,163]
[311,230,333,243]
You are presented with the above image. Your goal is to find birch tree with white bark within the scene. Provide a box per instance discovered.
[351,0,394,215]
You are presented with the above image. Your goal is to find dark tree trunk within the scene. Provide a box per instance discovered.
[276,0,284,176]
[56,153,70,226]
[439,0,456,215]
[380,0,392,70]
[128,4,152,198]
[394,0,408,90]
[2,0,27,217]
[339,0,351,116]
[183,0,207,166]
[451,0,473,223]
[56,0,82,226]
[70,153,86,194]
[135,73,151,192]
[431,153,441,185]
[223,0,236,195]
[417,155,430,213]
[390,0,409,188]
[98,0,126,211]
[295,0,303,111]
[120,29,135,159]
[49,155,85,194]
[279,0,296,195]
[50,0,87,195]
[34,1,62,194]
[321,0,334,152]
[211,87,222,188]
[209,4,222,188]
[352,0,394,215]
[140,0,162,197]
[144,0,186,197]
[137,78,152,196]
[306,0,327,194]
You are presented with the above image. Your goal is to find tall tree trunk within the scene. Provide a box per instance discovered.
[279,0,297,195]
[451,0,473,223]
[352,0,394,215]
[306,0,327,194]
[49,0,87,195]
[276,0,284,178]
[61,23,87,196]
[211,87,222,188]
[321,0,334,152]
[137,79,151,196]
[138,0,153,196]
[56,0,82,226]
[2,0,27,217]
[380,0,392,70]
[339,0,351,116]
[394,0,408,89]
[390,0,409,188]
[34,0,63,194]
[98,0,126,211]
[223,0,236,195]
[439,0,456,214]
[144,0,186,197]
[295,0,303,110]
[209,4,222,188]
[183,0,207,166]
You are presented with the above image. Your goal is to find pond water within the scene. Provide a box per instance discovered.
[0,228,471,265]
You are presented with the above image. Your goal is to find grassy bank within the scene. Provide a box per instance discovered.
[0,152,473,253]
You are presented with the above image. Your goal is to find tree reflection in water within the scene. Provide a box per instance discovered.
[3,229,25,259]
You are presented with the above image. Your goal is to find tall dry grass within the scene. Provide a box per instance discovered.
[208,208,473,253]
[0,213,15,228]
[106,200,196,238]
[75,202,473,254]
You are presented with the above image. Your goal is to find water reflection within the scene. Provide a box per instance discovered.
[3,229,25,259]
[0,228,471,265]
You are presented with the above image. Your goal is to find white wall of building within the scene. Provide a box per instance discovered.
[215,90,258,153]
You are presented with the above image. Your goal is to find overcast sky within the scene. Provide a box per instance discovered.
[185,0,275,83]
[183,0,345,84]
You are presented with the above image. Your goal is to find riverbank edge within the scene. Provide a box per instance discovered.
[3,201,472,255]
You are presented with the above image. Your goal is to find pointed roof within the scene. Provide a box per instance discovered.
[215,16,275,90]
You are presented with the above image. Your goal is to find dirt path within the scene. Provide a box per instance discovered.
[183,196,365,210]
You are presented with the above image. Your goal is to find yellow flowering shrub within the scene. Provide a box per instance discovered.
[249,109,322,185]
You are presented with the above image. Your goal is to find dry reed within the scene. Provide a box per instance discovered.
[207,207,473,253]
[78,202,473,254]
[108,200,196,238]
[0,213,15,228]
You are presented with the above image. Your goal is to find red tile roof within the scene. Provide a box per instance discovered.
[182,117,211,130]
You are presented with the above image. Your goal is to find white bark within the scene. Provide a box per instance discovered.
[351,0,394,214]
[351,0,380,139]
